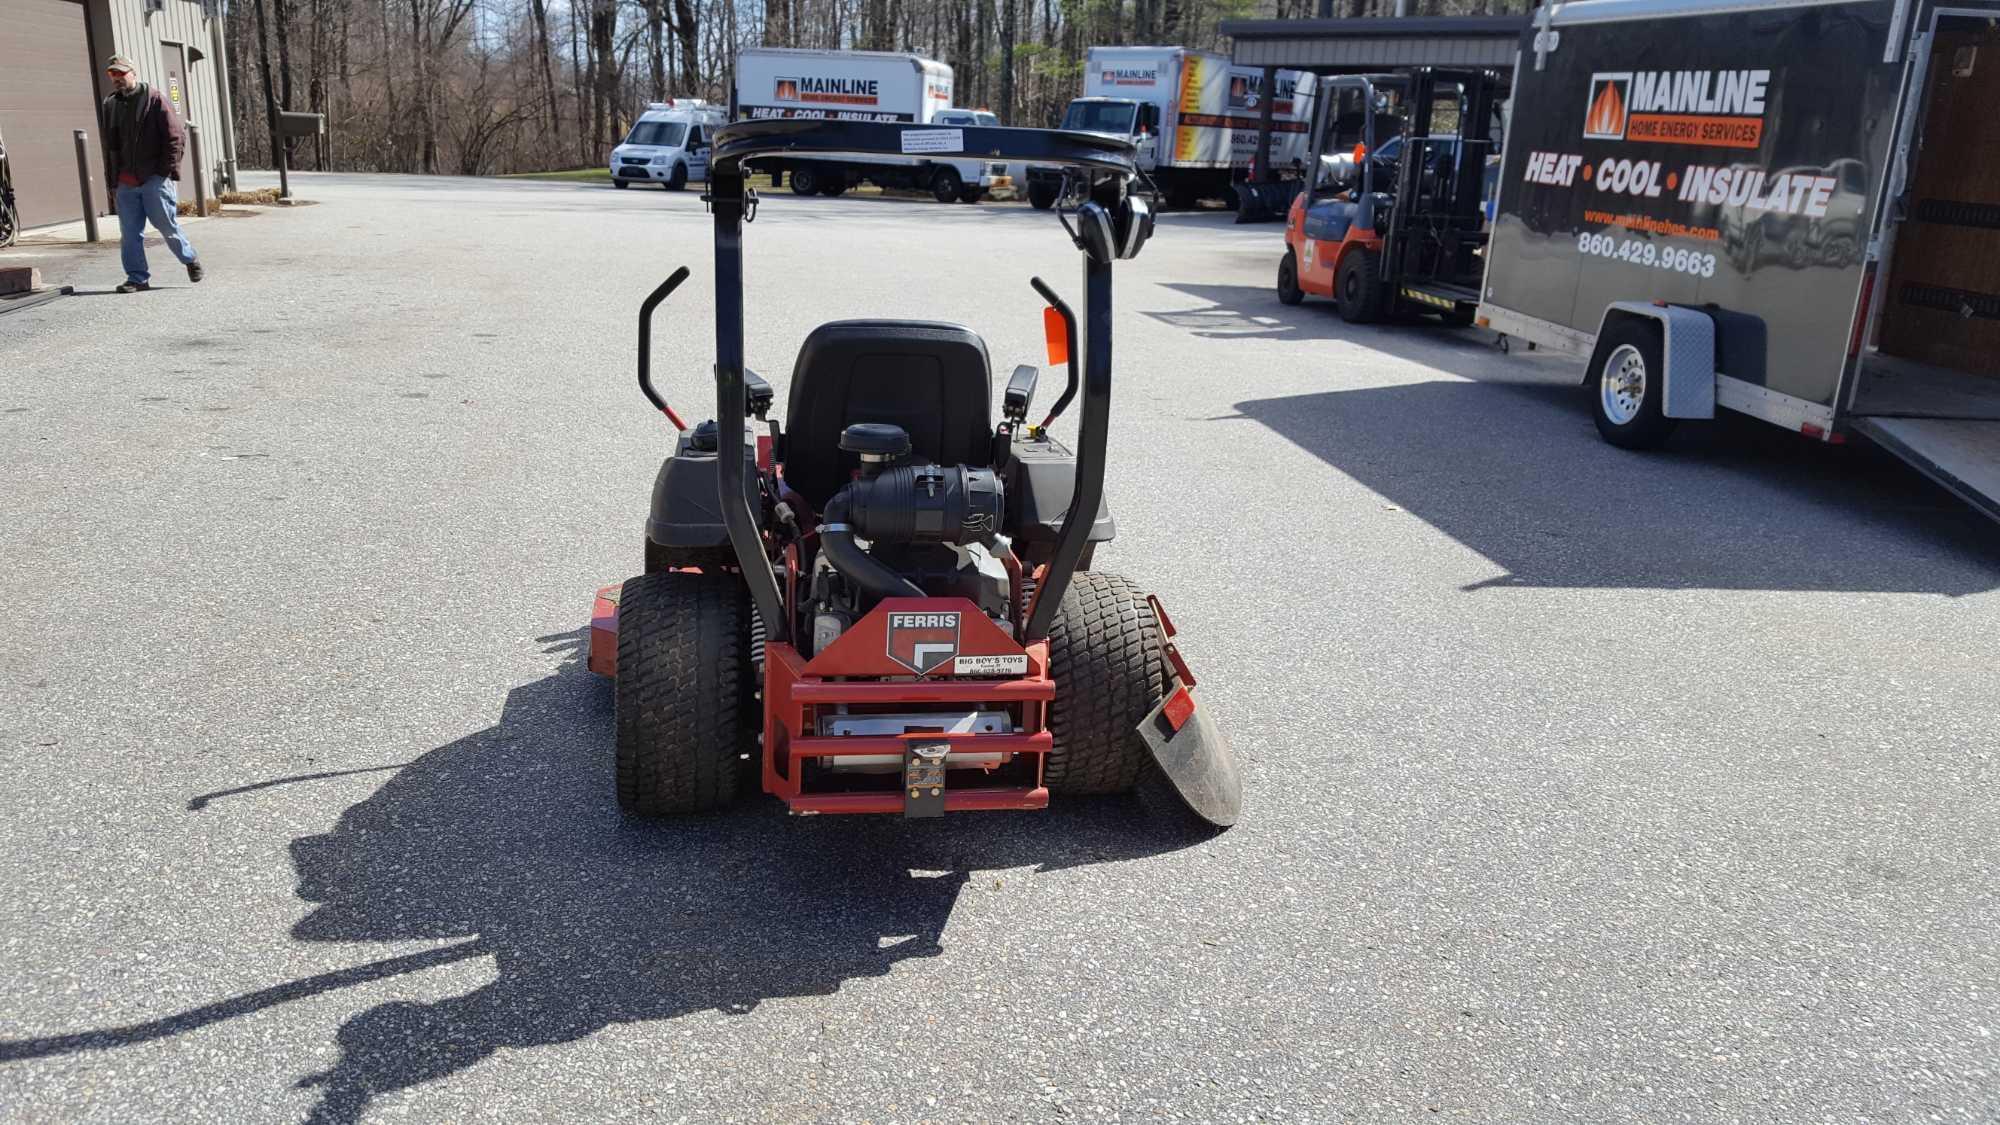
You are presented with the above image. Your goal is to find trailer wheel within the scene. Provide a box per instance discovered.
[1277,250,1305,306]
[817,174,847,197]
[789,166,820,196]
[1044,572,1163,796]
[1335,249,1385,323]
[958,186,983,204]
[1591,318,1678,450]
[931,167,964,204]
[615,571,756,816]
[1028,181,1058,210]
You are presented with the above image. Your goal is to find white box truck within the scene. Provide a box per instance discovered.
[1024,46,1314,210]
[1478,0,2000,524]
[734,47,1008,203]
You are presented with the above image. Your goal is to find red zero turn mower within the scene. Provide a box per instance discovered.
[587,118,1241,829]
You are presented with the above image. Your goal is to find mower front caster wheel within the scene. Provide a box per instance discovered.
[615,571,757,815]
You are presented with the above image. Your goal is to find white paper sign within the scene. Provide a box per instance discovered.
[900,128,965,155]
[953,653,1028,676]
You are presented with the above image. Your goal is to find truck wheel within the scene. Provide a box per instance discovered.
[615,571,757,816]
[789,166,820,196]
[1044,572,1164,796]
[1591,318,1678,450]
[1028,181,1058,210]
[1335,249,1385,323]
[958,186,983,204]
[931,167,964,204]
[817,174,847,197]
[666,163,687,191]
[1277,250,1305,306]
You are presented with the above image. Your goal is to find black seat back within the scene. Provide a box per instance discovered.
[783,320,992,507]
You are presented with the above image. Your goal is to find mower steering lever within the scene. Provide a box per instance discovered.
[638,267,692,430]
[1028,277,1079,432]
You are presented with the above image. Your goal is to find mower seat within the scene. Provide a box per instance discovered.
[783,320,993,507]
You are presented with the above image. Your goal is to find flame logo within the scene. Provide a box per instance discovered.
[1584,77,1628,138]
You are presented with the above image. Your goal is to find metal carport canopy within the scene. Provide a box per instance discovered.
[1219,15,1529,71]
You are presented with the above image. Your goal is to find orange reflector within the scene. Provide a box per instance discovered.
[1043,306,1069,367]
[1163,686,1196,732]
[1475,316,1490,328]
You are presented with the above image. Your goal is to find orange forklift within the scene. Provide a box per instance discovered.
[1277,68,1501,325]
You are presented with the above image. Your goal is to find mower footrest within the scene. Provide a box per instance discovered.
[791,679,1054,704]
[788,786,1050,815]
[789,731,1051,763]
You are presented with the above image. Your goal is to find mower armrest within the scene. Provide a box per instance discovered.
[1004,365,1038,425]
[744,367,774,419]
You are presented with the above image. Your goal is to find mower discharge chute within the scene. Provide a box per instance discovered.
[588,118,1240,829]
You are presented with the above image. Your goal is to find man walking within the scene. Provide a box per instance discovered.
[99,55,203,293]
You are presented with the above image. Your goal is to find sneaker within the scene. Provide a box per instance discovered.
[187,260,204,283]
[115,280,150,293]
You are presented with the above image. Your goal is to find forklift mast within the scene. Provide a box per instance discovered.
[1381,67,1502,291]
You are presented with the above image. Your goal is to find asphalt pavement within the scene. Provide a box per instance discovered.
[1,172,1996,1123]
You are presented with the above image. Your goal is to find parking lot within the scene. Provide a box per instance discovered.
[2,173,1997,1122]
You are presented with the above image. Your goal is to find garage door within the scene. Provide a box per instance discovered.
[0,0,104,230]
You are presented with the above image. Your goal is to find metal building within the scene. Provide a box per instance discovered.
[0,0,238,231]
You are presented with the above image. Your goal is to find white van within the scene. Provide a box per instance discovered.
[610,101,728,191]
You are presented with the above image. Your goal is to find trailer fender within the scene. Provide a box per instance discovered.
[1589,302,1716,420]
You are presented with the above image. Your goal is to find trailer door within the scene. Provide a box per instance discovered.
[1847,13,2000,524]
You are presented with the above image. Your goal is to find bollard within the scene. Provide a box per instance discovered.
[189,123,208,215]
[72,129,99,243]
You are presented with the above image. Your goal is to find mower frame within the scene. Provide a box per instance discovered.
[601,118,1239,825]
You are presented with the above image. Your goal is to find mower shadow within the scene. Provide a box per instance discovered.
[0,632,1192,1123]
[1232,380,2000,594]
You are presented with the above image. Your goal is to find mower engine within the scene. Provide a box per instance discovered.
[807,424,1019,774]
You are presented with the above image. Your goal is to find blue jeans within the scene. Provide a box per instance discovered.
[115,175,197,285]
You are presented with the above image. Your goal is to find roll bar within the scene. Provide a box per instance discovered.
[708,119,1138,180]
[705,120,1140,647]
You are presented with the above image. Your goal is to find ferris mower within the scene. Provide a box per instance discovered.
[586,119,1241,829]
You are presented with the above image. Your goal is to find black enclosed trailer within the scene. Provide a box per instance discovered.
[1478,0,2000,522]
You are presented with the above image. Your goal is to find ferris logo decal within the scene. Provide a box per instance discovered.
[886,612,960,675]
[1584,69,1769,149]
[776,76,881,106]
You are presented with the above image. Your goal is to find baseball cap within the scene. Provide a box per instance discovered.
[105,55,136,74]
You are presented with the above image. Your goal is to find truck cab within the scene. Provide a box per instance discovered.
[1027,99,1161,210]
[930,108,1013,196]
[610,101,727,191]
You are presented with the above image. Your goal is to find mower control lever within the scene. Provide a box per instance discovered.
[1028,277,1078,432]
[638,266,692,430]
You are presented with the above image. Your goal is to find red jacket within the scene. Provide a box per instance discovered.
[100,84,185,184]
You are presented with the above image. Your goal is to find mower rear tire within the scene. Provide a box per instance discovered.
[1044,571,1165,796]
[615,571,756,816]
[1335,248,1386,323]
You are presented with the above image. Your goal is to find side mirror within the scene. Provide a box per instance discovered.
[1004,365,1039,424]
